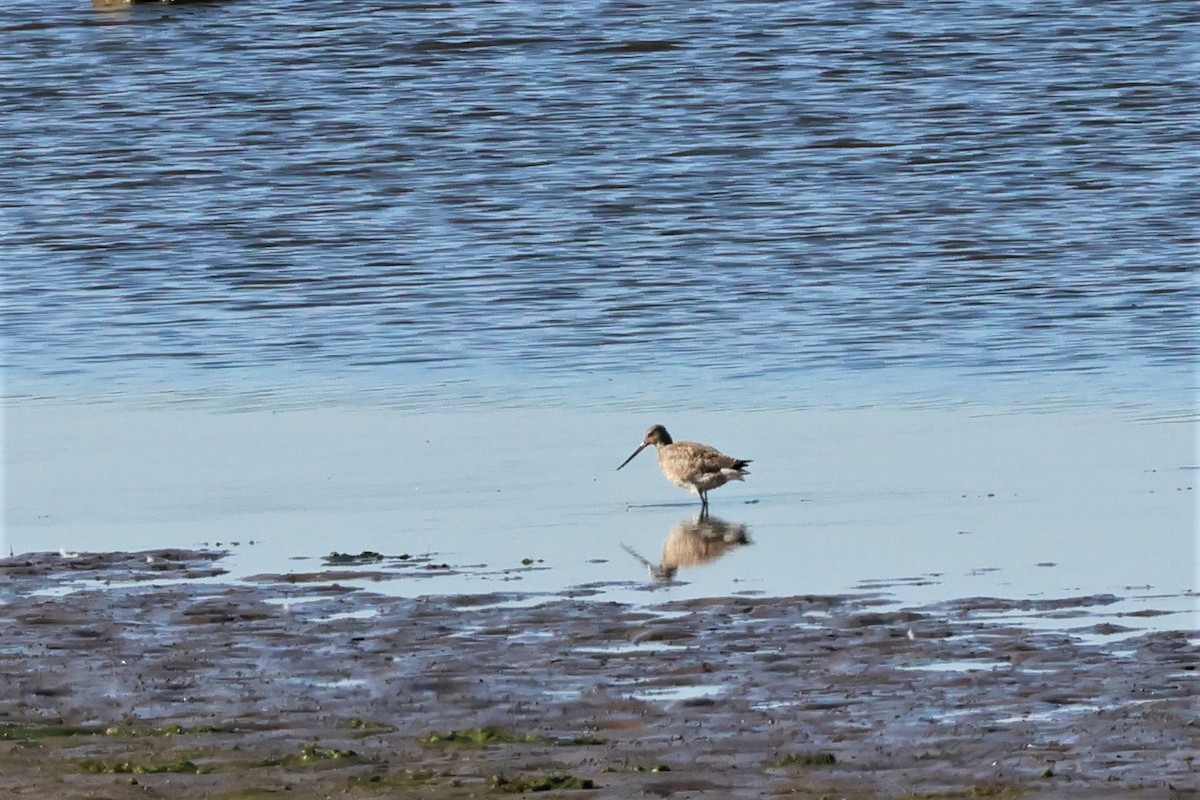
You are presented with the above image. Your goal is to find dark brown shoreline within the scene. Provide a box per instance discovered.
[2,550,1196,798]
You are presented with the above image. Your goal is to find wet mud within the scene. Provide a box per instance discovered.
[1,550,1196,798]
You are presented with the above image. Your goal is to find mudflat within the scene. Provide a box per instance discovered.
[1,550,1195,799]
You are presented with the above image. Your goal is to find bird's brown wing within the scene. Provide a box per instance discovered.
[680,442,751,476]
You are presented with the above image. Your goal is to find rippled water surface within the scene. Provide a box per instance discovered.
[2,0,1196,407]
[2,2,1196,619]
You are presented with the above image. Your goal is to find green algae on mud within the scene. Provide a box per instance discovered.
[342,717,393,734]
[350,766,599,797]
[0,721,237,742]
[251,742,362,768]
[354,767,445,783]
[0,723,104,741]
[420,726,543,747]
[890,786,1027,799]
[491,772,597,792]
[77,756,215,774]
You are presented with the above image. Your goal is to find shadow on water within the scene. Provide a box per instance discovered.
[622,515,752,583]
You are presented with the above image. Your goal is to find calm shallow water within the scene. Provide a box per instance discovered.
[6,401,1197,631]
[1,0,1196,408]
[1,2,1196,621]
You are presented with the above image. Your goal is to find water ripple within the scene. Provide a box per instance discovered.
[1,0,1195,406]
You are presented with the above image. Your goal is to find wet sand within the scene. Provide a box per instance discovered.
[1,550,1195,798]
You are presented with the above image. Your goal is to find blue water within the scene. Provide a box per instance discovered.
[1,2,1196,625]
[2,0,1196,409]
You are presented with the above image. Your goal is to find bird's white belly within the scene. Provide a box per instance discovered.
[682,471,729,493]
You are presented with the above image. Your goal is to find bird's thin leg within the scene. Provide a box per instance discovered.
[700,492,709,517]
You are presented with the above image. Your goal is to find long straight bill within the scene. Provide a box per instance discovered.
[616,442,648,470]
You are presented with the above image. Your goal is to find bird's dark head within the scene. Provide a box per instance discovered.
[617,424,674,470]
[643,424,673,446]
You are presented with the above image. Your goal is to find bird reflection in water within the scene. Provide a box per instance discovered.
[623,515,751,582]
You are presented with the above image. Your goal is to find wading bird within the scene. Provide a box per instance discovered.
[617,424,751,514]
